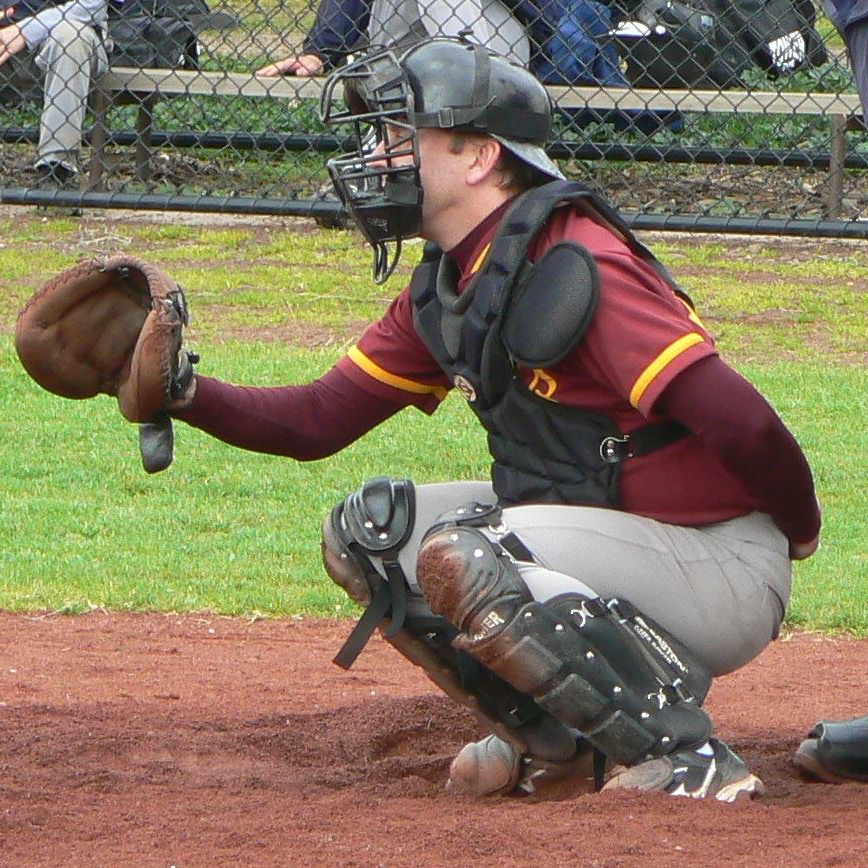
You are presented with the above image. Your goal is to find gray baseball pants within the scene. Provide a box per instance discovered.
[0,19,108,170]
[375,480,791,678]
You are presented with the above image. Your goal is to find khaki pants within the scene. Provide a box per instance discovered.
[367,0,530,66]
[0,19,108,170]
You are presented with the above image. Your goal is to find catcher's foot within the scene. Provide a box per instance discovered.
[602,738,764,803]
[794,716,868,783]
[446,734,604,797]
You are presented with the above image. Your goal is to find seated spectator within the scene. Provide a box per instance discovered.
[0,0,108,196]
[257,0,680,134]
[257,0,531,77]
[537,0,683,134]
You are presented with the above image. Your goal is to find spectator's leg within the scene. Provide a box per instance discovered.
[33,19,108,174]
[844,20,868,120]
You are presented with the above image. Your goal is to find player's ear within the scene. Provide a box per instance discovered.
[466,137,502,186]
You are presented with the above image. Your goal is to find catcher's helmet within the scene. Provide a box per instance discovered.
[319,36,563,283]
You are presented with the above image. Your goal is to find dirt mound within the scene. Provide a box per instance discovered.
[1,613,867,867]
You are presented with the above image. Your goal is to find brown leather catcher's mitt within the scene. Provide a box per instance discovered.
[14,254,197,473]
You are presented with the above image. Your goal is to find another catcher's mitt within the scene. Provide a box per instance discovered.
[14,254,197,473]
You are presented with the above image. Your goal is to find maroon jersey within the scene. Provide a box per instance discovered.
[180,198,819,544]
[340,205,762,526]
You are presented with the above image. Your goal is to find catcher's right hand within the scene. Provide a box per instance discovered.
[14,254,198,473]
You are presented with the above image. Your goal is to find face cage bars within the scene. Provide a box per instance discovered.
[320,51,425,282]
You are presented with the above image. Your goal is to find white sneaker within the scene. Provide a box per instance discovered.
[603,738,764,803]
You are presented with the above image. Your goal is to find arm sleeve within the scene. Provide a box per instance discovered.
[171,365,404,460]
[18,0,106,48]
[302,0,370,68]
[654,354,821,544]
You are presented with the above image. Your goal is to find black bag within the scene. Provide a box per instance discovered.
[615,0,753,89]
[614,0,828,89]
[108,0,210,69]
[704,0,828,76]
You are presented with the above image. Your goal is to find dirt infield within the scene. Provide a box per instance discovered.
[1,613,867,867]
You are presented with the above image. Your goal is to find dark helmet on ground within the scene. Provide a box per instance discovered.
[319,36,563,283]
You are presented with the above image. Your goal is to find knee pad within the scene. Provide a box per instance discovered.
[416,524,712,767]
[323,477,416,668]
[322,476,416,601]
[415,500,512,629]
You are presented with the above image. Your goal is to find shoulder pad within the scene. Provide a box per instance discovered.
[501,242,599,368]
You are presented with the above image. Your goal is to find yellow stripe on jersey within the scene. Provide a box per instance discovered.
[470,243,491,275]
[347,345,449,401]
[629,332,705,408]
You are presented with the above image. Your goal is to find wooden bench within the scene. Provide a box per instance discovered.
[88,69,865,216]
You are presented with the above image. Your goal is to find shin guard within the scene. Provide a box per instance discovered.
[417,524,713,767]
[324,488,578,771]
[385,612,580,765]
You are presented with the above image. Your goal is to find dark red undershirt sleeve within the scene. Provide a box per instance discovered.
[654,355,821,544]
[172,366,405,460]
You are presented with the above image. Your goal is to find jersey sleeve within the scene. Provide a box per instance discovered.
[336,288,452,414]
[576,234,718,417]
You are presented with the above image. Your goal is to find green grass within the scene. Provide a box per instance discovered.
[741,363,867,632]
[0,212,865,634]
[0,340,487,616]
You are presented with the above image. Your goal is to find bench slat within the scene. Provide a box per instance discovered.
[97,68,325,101]
[96,68,865,116]
[87,67,864,217]
[547,85,864,115]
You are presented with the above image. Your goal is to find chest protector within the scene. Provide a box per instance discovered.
[410,179,689,508]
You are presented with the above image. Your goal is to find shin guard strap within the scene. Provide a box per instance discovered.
[329,477,416,668]
[333,581,393,670]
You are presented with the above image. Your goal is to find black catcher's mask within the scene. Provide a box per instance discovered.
[319,36,562,283]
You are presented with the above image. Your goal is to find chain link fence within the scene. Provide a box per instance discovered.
[0,0,866,236]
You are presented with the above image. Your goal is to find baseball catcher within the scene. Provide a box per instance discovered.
[15,254,197,473]
[18,38,822,803]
